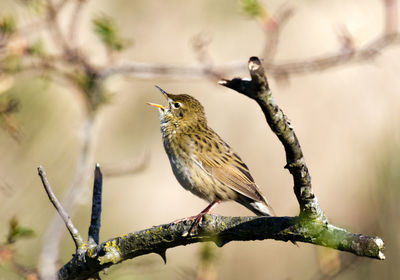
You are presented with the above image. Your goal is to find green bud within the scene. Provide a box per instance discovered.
[240,0,264,18]
[92,14,128,51]
[0,16,16,35]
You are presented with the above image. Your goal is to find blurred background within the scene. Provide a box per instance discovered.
[0,0,399,279]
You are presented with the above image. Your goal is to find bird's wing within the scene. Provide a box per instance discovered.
[188,132,269,205]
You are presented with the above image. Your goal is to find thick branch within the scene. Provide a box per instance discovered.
[219,57,323,221]
[57,215,384,280]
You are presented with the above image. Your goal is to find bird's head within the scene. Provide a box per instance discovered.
[148,85,207,129]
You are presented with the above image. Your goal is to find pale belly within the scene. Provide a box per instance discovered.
[167,150,237,203]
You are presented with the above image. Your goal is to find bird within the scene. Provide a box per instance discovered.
[148,85,274,235]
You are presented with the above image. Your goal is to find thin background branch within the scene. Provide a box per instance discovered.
[68,0,88,47]
[101,0,399,80]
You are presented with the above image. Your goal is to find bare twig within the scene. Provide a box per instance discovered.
[39,114,96,280]
[220,57,323,220]
[37,166,84,249]
[191,33,223,81]
[88,164,103,245]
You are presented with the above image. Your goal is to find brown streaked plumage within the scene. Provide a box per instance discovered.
[148,85,274,234]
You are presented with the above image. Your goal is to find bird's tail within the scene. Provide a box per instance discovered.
[251,200,276,216]
[236,196,275,216]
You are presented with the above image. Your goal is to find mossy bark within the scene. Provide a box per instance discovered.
[57,215,384,280]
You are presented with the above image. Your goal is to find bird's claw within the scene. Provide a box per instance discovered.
[182,215,203,237]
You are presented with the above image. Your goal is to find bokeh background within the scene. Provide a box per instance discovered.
[0,0,399,279]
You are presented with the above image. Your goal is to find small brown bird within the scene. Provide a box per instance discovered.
[148,86,274,234]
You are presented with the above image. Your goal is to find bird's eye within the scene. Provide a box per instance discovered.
[173,102,180,108]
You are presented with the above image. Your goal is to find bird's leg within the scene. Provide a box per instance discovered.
[179,200,221,236]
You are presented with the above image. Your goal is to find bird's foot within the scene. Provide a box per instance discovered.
[182,213,205,237]
[173,214,204,236]
[172,215,199,224]
[179,200,221,237]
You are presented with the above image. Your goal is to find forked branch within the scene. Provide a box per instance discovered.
[219,57,324,221]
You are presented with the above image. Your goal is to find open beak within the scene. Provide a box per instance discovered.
[147,85,169,110]
[146,102,165,109]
